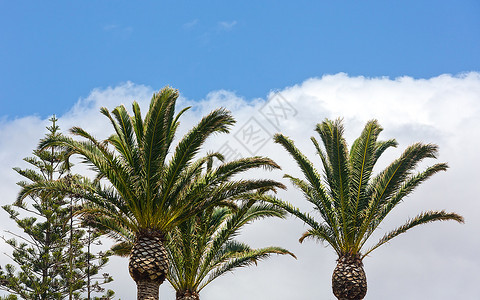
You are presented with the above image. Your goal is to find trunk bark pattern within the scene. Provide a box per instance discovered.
[129,231,169,300]
[137,280,160,300]
[332,254,367,300]
[176,290,200,300]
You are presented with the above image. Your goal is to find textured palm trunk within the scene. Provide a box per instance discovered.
[137,281,160,300]
[129,231,169,300]
[332,254,367,300]
[176,290,200,300]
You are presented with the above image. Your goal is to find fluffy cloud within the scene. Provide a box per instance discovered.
[218,21,237,31]
[1,73,479,299]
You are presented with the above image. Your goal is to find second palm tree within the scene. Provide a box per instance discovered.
[168,194,295,300]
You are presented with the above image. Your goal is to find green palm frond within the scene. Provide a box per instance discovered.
[348,120,382,228]
[273,133,337,227]
[16,174,73,207]
[111,241,133,257]
[131,101,144,146]
[299,227,338,248]
[153,154,285,233]
[214,156,280,178]
[273,134,326,197]
[105,104,141,175]
[142,87,179,181]
[160,108,235,208]
[362,210,463,258]
[355,162,450,250]
[39,133,138,214]
[262,194,342,254]
[315,119,351,242]
[284,174,338,234]
[201,246,294,290]
[358,143,443,243]
[372,139,398,166]
[79,204,136,242]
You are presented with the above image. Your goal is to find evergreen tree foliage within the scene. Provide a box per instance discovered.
[0,116,115,300]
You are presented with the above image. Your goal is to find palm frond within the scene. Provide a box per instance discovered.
[299,227,340,255]
[111,241,133,257]
[274,134,324,192]
[372,139,398,166]
[283,174,338,233]
[141,87,179,214]
[259,194,336,247]
[274,134,334,223]
[163,156,284,225]
[158,176,283,233]
[111,105,140,171]
[314,119,350,241]
[359,143,442,243]
[131,101,144,147]
[159,108,235,212]
[362,210,463,258]
[200,246,295,291]
[348,120,382,231]
[212,156,281,183]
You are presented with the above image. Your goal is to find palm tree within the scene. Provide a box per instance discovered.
[19,87,284,300]
[266,118,463,300]
[167,195,295,300]
[83,153,289,300]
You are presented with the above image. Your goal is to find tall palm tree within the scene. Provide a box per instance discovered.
[19,87,283,300]
[266,118,463,300]
[83,153,289,300]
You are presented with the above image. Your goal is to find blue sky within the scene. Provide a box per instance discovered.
[1,1,480,299]
[1,0,479,119]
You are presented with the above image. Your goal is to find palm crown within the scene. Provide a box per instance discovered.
[27,87,239,235]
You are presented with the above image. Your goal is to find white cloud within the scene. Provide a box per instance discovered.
[102,23,134,39]
[1,73,479,299]
[182,19,199,30]
[218,20,237,31]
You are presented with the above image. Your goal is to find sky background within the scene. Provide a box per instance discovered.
[1,1,480,299]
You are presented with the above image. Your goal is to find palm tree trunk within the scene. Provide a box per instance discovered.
[129,230,169,300]
[176,290,200,300]
[137,280,160,300]
[332,254,367,300]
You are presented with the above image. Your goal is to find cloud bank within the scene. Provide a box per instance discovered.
[1,73,479,299]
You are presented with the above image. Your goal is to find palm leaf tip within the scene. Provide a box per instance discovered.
[273,133,291,146]
[446,212,464,224]
[273,133,282,142]
[362,210,464,257]
[416,210,464,224]
[278,248,297,259]
[111,241,133,257]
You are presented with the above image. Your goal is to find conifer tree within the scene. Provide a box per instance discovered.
[0,116,114,300]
